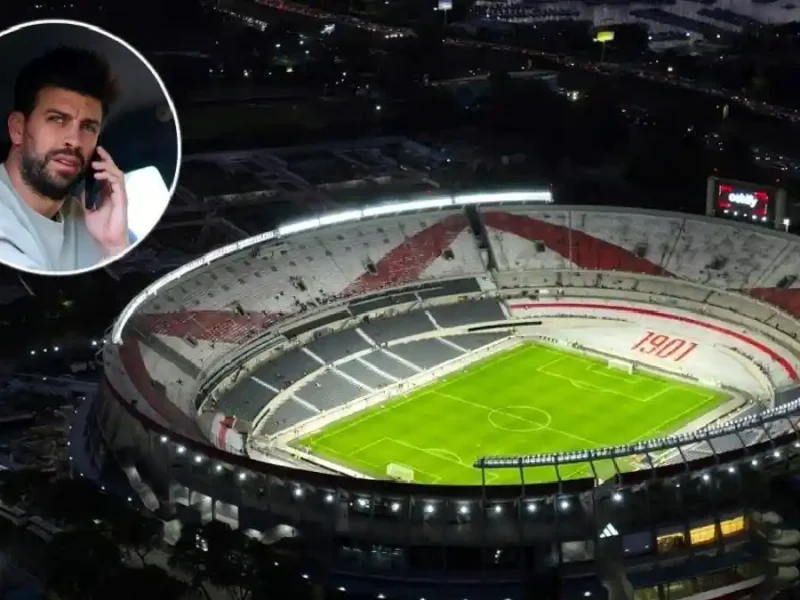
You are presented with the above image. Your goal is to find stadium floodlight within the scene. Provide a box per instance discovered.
[278,218,320,236]
[362,197,453,218]
[317,210,361,227]
[455,191,552,204]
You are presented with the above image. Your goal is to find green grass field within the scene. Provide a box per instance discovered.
[296,342,727,485]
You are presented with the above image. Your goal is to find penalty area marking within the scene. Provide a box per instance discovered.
[487,405,553,433]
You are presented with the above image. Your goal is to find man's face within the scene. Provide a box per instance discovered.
[10,86,102,201]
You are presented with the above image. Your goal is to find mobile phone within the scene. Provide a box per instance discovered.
[82,150,102,211]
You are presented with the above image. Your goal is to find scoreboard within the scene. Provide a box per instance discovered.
[706,176,787,230]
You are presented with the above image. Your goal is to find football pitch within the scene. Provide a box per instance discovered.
[296,342,727,485]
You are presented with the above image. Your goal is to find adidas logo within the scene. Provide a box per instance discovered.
[599,523,619,538]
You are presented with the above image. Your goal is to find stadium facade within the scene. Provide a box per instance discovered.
[82,193,800,600]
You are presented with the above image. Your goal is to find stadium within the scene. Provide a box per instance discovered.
[85,192,800,600]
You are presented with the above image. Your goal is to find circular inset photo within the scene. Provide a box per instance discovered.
[0,19,181,275]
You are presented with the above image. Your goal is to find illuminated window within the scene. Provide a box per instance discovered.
[689,524,716,546]
[657,533,685,553]
[720,516,745,537]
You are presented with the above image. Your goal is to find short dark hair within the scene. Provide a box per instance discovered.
[13,46,118,119]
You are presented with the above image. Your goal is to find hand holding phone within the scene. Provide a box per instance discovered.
[82,146,130,254]
[83,150,102,211]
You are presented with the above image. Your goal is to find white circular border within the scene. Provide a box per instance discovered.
[487,405,553,433]
[0,18,183,277]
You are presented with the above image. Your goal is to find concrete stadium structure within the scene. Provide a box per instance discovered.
[84,194,800,600]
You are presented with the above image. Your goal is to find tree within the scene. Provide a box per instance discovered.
[108,509,163,565]
[42,476,108,526]
[93,565,187,600]
[44,528,123,600]
[170,521,268,600]
[0,468,51,508]
[169,522,213,600]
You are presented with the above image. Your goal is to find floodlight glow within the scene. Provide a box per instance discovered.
[318,210,361,226]
[455,191,552,204]
[279,219,319,236]
[362,197,452,217]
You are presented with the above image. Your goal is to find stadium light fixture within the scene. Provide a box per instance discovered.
[194,455,204,464]
[159,435,168,443]
[238,472,247,481]
[493,504,503,514]
[559,499,570,510]
[390,502,401,512]
[612,492,623,502]
[424,504,435,514]
[214,464,224,473]
[324,493,334,503]
[293,487,304,498]
[176,445,186,454]
[526,502,537,513]
[459,505,469,515]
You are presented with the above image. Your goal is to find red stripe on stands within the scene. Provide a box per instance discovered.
[343,213,470,295]
[509,302,799,380]
[216,422,227,450]
[482,211,673,276]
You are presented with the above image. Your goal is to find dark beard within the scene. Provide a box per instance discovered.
[19,148,85,202]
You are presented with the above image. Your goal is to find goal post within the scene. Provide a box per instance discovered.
[607,358,634,374]
[386,463,414,482]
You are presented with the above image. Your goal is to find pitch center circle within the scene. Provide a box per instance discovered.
[487,406,552,433]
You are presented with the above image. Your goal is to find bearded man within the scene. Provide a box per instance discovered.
[0,46,130,273]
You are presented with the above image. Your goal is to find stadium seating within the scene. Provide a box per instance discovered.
[483,208,800,321]
[360,311,435,345]
[443,333,509,351]
[427,299,505,328]
[304,329,372,363]
[120,206,800,439]
[336,360,395,389]
[134,210,486,367]
[389,339,462,370]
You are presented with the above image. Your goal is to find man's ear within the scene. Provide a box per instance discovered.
[7,112,24,146]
